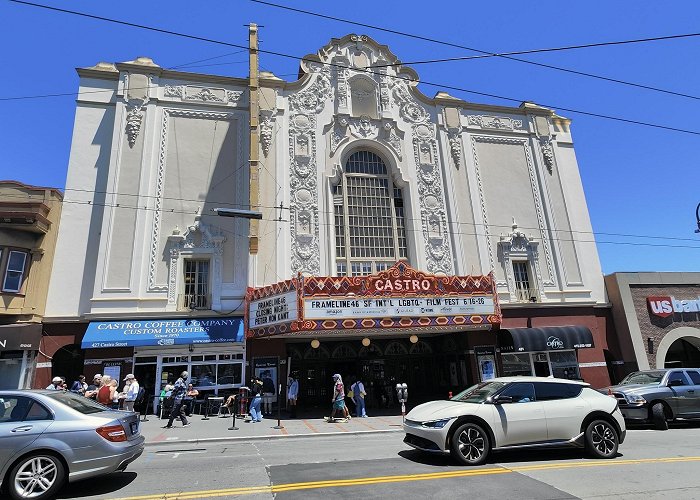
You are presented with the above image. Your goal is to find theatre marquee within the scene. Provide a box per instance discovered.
[245,261,501,338]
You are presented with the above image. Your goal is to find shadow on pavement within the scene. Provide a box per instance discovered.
[57,472,137,498]
[399,447,624,467]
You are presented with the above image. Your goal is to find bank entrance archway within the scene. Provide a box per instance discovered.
[656,327,700,368]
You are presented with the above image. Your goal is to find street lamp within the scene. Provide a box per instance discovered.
[213,208,263,220]
[695,203,700,233]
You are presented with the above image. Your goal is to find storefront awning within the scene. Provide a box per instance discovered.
[81,318,244,349]
[0,323,42,351]
[498,326,594,353]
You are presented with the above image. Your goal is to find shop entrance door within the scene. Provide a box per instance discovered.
[532,353,551,377]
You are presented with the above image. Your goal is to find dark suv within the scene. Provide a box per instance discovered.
[604,369,700,430]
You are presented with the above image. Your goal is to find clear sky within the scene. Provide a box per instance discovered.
[1,0,699,274]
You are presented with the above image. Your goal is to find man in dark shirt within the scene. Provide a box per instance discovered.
[85,374,102,399]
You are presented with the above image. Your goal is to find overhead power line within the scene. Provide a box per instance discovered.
[250,0,700,101]
[6,0,700,136]
[4,189,699,245]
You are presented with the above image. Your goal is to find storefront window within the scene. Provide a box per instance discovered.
[191,364,217,387]
[217,363,242,386]
[549,351,580,379]
[501,353,532,376]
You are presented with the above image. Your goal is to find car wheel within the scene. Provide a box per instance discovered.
[8,453,65,500]
[450,422,490,466]
[585,419,619,459]
[651,403,669,431]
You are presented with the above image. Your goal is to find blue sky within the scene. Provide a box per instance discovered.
[1,1,699,274]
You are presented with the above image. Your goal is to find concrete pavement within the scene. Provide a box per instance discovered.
[140,411,404,446]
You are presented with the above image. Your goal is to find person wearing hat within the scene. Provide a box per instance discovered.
[46,376,64,390]
[84,374,102,399]
[122,374,140,412]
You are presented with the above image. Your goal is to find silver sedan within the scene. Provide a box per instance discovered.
[0,390,144,500]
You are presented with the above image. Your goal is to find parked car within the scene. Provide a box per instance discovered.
[403,377,625,465]
[603,368,700,430]
[0,390,144,500]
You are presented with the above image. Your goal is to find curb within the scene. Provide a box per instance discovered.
[144,428,403,447]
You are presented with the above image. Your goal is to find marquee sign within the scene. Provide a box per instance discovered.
[245,261,501,338]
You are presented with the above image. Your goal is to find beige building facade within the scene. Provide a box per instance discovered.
[0,180,63,388]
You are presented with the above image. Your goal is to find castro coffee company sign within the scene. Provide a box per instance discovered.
[647,295,700,319]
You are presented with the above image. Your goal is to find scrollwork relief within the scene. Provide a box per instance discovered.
[412,127,453,274]
[125,103,144,148]
[467,115,523,130]
[260,113,274,157]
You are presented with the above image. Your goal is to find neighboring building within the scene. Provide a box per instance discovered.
[0,180,63,389]
[42,57,248,400]
[45,32,620,410]
[606,272,700,375]
[247,33,616,406]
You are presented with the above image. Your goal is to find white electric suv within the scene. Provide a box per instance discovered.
[403,377,625,465]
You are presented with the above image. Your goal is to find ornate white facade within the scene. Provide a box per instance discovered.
[46,35,606,321]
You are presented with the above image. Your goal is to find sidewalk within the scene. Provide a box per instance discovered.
[140,412,405,446]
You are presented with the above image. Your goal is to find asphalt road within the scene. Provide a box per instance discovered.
[57,422,700,500]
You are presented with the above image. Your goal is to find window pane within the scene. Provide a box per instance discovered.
[687,371,700,385]
[501,353,532,376]
[534,382,583,401]
[500,383,536,403]
[3,251,27,292]
[668,371,689,386]
[217,363,242,386]
[191,364,217,388]
[513,262,533,302]
[549,351,581,380]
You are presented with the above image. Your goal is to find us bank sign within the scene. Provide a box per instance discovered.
[647,295,700,320]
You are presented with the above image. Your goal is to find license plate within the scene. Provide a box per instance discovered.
[130,422,139,434]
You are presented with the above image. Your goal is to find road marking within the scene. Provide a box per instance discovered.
[108,456,700,500]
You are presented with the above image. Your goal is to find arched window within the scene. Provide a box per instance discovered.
[333,151,408,276]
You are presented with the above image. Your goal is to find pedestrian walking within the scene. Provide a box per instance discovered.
[122,374,140,412]
[329,374,350,422]
[248,376,264,422]
[287,374,299,418]
[163,371,191,428]
[351,378,368,417]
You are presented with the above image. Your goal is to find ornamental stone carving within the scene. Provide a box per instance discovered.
[412,124,453,274]
[349,115,378,139]
[125,103,144,148]
[287,68,333,276]
[467,115,523,130]
[392,80,429,124]
[498,219,543,301]
[260,113,274,157]
[539,137,555,173]
[448,130,462,168]
[163,85,244,105]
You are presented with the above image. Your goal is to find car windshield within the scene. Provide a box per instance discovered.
[619,371,665,385]
[451,381,508,403]
[45,391,109,415]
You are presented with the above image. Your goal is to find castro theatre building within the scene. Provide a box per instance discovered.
[246,262,502,407]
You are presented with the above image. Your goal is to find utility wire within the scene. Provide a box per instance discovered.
[6,0,700,136]
[250,0,700,101]
[4,189,699,243]
[24,195,698,249]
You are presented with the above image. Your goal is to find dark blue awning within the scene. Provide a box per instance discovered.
[81,318,244,349]
[498,326,594,353]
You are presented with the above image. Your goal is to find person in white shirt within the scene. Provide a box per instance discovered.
[287,374,299,418]
[123,374,140,412]
[46,376,64,391]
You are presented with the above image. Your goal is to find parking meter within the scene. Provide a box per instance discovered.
[396,383,408,421]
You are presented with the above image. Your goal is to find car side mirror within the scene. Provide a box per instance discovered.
[492,395,513,405]
[668,379,684,387]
